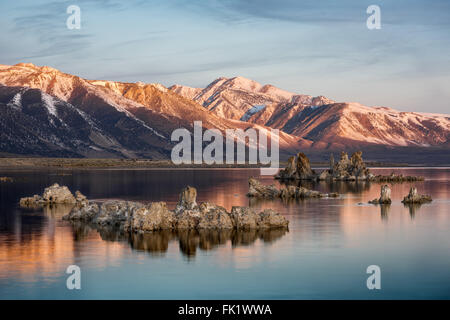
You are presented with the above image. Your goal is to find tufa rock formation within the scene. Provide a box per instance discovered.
[295,152,315,179]
[369,185,392,204]
[248,177,338,199]
[276,152,315,180]
[20,183,87,206]
[63,185,289,232]
[276,151,424,182]
[319,151,371,181]
[175,186,198,214]
[247,177,281,199]
[401,187,432,204]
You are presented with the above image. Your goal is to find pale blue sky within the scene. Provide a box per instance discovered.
[0,0,449,113]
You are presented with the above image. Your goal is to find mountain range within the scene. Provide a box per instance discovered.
[0,63,449,163]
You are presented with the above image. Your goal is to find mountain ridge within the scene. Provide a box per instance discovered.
[0,63,449,161]
[171,76,450,149]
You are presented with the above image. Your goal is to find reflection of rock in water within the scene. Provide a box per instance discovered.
[403,203,423,219]
[380,204,391,220]
[129,230,176,255]
[280,179,371,195]
[67,221,288,258]
[97,225,129,242]
[248,197,291,208]
[70,221,95,241]
[43,204,74,218]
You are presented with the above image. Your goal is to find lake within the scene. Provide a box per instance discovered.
[0,168,449,299]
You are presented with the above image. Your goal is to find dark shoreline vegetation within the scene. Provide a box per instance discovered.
[0,157,447,170]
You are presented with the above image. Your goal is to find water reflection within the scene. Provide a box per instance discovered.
[279,179,372,195]
[380,204,391,221]
[69,222,288,258]
[404,203,424,219]
[1,168,449,299]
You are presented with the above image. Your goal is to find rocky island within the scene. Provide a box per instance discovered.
[248,177,339,199]
[20,184,289,232]
[367,185,433,205]
[19,183,88,206]
[276,151,424,182]
[402,187,433,204]
[369,185,392,204]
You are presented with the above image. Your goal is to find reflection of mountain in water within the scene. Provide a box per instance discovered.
[69,222,288,258]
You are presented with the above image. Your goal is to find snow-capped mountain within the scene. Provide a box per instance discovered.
[0,63,301,158]
[171,77,450,149]
[0,63,449,161]
[169,76,333,121]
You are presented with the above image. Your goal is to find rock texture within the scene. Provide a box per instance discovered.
[124,202,176,232]
[63,186,289,232]
[230,207,289,230]
[276,151,424,182]
[276,152,316,180]
[19,183,86,206]
[318,151,371,181]
[401,187,432,204]
[248,177,338,199]
[369,185,392,204]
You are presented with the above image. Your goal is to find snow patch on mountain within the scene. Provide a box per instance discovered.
[7,91,24,111]
[41,92,58,117]
[240,105,266,121]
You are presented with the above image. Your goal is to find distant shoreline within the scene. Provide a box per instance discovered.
[0,157,448,170]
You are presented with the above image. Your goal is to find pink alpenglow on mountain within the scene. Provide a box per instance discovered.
[0,63,449,162]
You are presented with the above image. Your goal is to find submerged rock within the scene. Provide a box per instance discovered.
[401,187,432,204]
[248,177,338,200]
[369,185,392,204]
[63,186,289,232]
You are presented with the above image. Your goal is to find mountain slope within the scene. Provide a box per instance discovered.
[171,78,450,149]
[1,63,449,160]
[0,63,303,158]
[169,76,333,121]
[0,85,153,157]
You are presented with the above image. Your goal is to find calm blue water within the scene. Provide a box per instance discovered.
[0,168,449,299]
